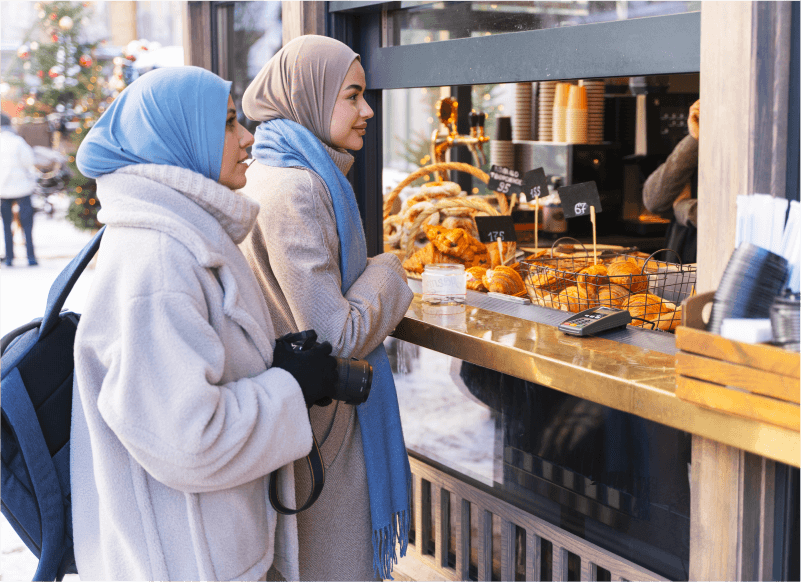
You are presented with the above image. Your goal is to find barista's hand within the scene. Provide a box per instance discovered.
[688,100,700,140]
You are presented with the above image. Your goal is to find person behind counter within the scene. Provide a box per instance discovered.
[72,66,341,581]
[642,99,699,263]
[240,35,414,581]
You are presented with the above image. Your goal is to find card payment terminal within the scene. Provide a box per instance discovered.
[558,306,632,336]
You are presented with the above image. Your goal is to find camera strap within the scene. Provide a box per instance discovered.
[268,431,324,515]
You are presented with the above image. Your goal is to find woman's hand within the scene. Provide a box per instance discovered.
[272,337,338,408]
[688,100,700,140]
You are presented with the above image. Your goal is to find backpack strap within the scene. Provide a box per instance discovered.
[39,226,105,339]
[3,368,67,582]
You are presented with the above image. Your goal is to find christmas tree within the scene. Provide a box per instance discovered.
[7,1,124,231]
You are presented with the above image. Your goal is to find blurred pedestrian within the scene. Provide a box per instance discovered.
[0,113,38,266]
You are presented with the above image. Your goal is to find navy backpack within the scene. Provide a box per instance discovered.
[1,226,104,581]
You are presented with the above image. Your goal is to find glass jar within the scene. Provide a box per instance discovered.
[422,263,466,305]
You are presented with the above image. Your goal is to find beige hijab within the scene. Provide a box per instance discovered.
[242,35,360,147]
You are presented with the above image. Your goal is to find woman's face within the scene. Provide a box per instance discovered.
[329,60,373,151]
[218,96,254,190]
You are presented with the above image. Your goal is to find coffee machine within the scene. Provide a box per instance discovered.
[514,142,624,238]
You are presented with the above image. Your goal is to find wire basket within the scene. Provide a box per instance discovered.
[523,242,696,332]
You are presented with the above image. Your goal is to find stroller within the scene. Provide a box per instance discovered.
[32,146,71,217]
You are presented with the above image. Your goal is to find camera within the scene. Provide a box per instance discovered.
[277,330,373,406]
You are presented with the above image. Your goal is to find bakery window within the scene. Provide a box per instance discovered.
[382,73,699,248]
[210,1,282,134]
[385,1,701,47]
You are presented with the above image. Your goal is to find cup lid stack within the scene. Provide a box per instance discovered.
[537,81,557,142]
[709,243,790,334]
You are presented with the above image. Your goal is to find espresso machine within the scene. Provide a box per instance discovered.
[514,142,624,238]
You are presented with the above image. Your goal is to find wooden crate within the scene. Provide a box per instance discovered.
[675,292,800,431]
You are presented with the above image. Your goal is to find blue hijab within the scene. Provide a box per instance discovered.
[76,66,231,179]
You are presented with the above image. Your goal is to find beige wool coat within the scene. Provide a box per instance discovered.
[239,145,414,581]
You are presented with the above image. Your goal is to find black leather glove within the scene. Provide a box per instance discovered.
[272,334,338,408]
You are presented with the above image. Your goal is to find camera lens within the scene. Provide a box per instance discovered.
[334,356,373,405]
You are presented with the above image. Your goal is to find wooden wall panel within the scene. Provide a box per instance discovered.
[697,1,754,294]
[282,1,327,45]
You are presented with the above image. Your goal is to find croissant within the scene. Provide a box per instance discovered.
[482,265,526,296]
[441,216,478,239]
[556,285,597,313]
[526,269,567,294]
[402,242,449,273]
[576,264,609,296]
[466,266,488,291]
[423,224,485,261]
[607,260,648,293]
[485,240,515,268]
[597,284,630,308]
[527,287,560,309]
[628,293,673,320]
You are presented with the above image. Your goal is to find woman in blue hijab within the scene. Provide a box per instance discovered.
[71,66,340,581]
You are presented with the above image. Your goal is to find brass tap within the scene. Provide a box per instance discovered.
[430,97,489,181]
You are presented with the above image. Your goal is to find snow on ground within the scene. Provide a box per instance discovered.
[392,340,496,485]
[1,211,91,580]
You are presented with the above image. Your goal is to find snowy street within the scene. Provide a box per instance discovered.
[1,207,92,581]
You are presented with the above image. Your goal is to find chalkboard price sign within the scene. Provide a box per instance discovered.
[474,215,518,243]
[522,167,549,200]
[557,182,603,219]
[486,165,524,195]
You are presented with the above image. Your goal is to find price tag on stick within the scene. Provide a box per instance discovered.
[486,165,525,196]
[474,215,517,266]
[558,181,603,264]
[522,168,549,249]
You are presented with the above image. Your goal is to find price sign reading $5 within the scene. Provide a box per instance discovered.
[522,167,549,201]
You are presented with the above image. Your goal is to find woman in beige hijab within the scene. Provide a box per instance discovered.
[240,35,414,581]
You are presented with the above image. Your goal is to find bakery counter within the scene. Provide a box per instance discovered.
[390,290,800,469]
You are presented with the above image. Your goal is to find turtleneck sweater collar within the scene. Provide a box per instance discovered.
[321,141,354,176]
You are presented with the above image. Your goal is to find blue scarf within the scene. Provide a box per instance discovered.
[76,66,231,180]
[252,119,410,579]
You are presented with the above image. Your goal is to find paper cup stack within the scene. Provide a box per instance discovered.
[491,115,515,169]
[566,85,588,144]
[513,82,533,141]
[551,82,571,142]
[537,81,557,141]
[580,79,605,144]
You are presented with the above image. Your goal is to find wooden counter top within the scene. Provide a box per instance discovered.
[391,295,800,467]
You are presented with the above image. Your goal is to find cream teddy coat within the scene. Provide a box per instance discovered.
[71,164,313,581]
